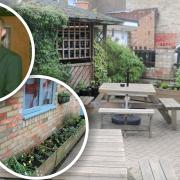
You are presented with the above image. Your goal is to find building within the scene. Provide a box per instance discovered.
[86,0,138,46]
[126,0,180,80]
[0,78,80,160]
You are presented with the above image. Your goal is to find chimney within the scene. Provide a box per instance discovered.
[75,1,89,10]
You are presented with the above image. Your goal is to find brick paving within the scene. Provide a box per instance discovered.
[87,104,180,180]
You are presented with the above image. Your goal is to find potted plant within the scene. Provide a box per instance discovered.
[58,92,70,104]
[90,80,99,98]
[76,81,91,96]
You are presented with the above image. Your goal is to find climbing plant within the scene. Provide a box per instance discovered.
[15,4,71,83]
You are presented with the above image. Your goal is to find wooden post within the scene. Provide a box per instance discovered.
[171,110,177,130]
[103,24,107,41]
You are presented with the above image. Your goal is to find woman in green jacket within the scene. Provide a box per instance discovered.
[0,18,22,98]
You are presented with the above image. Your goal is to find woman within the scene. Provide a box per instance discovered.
[0,18,22,98]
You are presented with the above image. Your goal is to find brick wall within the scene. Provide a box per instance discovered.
[126,0,180,80]
[130,10,156,49]
[0,86,80,160]
[76,2,89,10]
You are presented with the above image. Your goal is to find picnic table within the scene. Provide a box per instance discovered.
[98,83,156,108]
[97,83,179,130]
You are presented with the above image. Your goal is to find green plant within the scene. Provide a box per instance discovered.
[93,41,109,84]
[160,82,169,89]
[175,69,180,88]
[58,91,70,104]
[4,116,85,176]
[104,39,144,82]
[15,4,71,83]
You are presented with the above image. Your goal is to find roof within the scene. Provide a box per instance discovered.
[19,0,124,25]
[107,8,158,21]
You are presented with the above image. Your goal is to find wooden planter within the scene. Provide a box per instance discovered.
[156,88,180,102]
[35,125,85,176]
[58,96,70,104]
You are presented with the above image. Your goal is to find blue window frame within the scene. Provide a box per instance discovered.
[23,79,57,120]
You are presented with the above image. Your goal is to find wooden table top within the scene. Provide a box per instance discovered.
[99,83,156,96]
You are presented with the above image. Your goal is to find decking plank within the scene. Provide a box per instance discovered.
[160,159,178,180]
[139,160,154,180]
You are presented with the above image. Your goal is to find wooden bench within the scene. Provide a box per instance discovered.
[98,108,154,138]
[139,159,178,180]
[59,129,127,180]
[159,98,180,130]
[80,96,94,106]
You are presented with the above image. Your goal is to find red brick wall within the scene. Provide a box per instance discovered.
[130,10,156,49]
[76,2,89,10]
[0,87,80,160]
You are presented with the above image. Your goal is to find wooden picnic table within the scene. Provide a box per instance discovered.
[97,83,178,128]
[98,83,156,108]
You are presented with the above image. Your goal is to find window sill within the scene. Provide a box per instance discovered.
[23,105,56,120]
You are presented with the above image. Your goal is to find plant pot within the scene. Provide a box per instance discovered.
[35,125,85,176]
[91,86,99,98]
[156,88,180,103]
[58,96,70,104]
[79,87,92,96]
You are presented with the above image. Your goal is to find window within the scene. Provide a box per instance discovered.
[57,22,91,63]
[68,0,77,6]
[23,79,56,119]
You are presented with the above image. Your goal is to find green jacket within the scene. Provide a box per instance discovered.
[0,46,22,98]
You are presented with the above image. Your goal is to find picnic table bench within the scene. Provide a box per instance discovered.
[58,129,127,180]
[98,108,154,138]
[139,159,178,180]
[159,98,180,130]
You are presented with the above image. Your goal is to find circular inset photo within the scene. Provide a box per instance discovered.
[0,3,35,101]
[0,75,89,179]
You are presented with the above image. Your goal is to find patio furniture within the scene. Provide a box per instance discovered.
[159,98,180,130]
[139,159,178,180]
[98,108,154,138]
[59,129,127,180]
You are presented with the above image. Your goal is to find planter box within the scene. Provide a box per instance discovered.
[156,88,180,102]
[58,96,70,104]
[35,125,85,176]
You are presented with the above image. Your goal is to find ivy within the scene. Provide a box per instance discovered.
[15,4,71,83]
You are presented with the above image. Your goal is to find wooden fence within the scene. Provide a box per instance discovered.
[69,62,93,88]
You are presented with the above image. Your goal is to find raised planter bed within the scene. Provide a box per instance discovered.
[156,88,180,103]
[4,116,85,177]
[36,125,85,176]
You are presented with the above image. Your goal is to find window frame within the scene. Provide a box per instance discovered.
[23,79,57,120]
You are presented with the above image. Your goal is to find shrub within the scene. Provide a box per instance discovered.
[175,69,180,88]
[15,4,71,83]
[160,82,169,89]
[104,39,144,82]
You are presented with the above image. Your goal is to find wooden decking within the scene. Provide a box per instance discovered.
[0,129,127,180]
[139,159,178,180]
[58,129,127,180]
